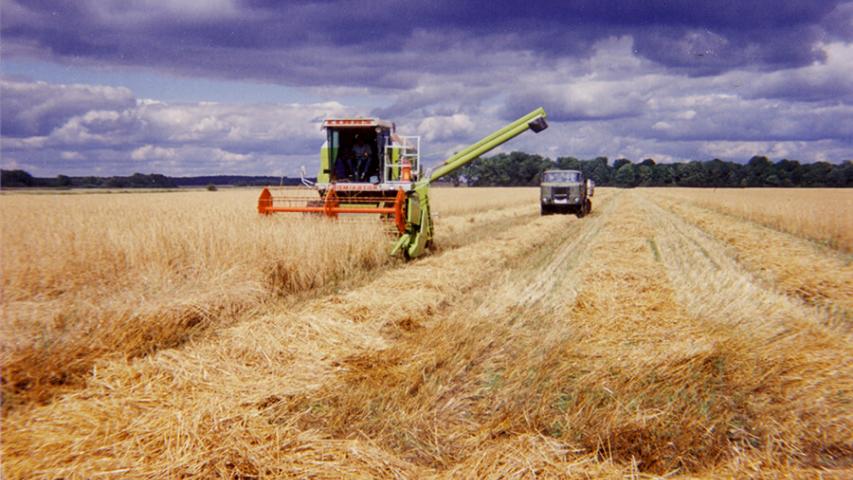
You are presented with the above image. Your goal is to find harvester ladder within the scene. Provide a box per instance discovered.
[384,135,420,181]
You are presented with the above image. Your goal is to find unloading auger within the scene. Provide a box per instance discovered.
[258,107,548,258]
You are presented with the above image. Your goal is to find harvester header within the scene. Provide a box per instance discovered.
[259,107,548,258]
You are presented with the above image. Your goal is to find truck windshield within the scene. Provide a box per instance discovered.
[544,171,580,182]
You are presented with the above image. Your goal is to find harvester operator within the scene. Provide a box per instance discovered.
[352,135,372,181]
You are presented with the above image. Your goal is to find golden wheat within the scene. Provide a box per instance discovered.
[0,187,549,408]
[429,186,539,215]
[647,191,853,327]
[1,189,392,407]
[2,187,850,479]
[656,187,853,252]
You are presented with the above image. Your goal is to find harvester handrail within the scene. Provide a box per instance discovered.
[300,166,315,187]
[383,135,421,181]
[426,107,547,185]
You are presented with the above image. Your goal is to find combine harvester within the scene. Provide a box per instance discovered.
[258,108,548,258]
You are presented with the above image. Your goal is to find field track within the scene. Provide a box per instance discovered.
[2,188,851,478]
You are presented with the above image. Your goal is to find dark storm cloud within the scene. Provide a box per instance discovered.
[2,0,850,87]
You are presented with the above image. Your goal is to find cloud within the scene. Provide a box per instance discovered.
[130,145,178,161]
[0,78,354,175]
[741,42,853,103]
[416,114,475,142]
[505,80,649,122]
[2,0,849,89]
[2,9,852,178]
[0,78,135,137]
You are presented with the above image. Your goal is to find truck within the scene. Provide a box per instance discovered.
[539,169,593,217]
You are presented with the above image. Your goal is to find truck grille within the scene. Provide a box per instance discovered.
[552,186,579,198]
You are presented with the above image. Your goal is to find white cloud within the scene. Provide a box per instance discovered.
[417,114,475,142]
[131,145,177,161]
[0,78,135,137]
[60,151,83,160]
[2,31,852,178]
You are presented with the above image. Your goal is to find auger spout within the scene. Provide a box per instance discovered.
[426,107,547,185]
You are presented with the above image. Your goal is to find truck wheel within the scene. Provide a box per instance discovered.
[576,199,591,218]
[540,205,549,216]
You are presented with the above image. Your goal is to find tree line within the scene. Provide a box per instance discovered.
[0,170,290,188]
[445,153,853,188]
[3,154,852,189]
[0,170,179,188]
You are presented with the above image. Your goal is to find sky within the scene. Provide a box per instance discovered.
[1,0,852,177]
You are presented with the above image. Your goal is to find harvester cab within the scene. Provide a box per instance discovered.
[318,119,420,186]
[258,107,548,259]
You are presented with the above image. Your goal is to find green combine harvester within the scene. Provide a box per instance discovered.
[258,107,548,258]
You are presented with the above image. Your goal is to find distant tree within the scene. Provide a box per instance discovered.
[106,177,126,188]
[585,157,611,185]
[775,159,802,186]
[675,161,707,187]
[1,169,35,187]
[826,161,852,187]
[637,165,654,186]
[56,174,72,187]
[745,155,771,186]
[764,174,781,187]
[444,171,462,186]
[802,162,833,187]
[702,159,729,187]
[613,163,636,187]
[652,163,674,185]
[556,156,581,171]
[841,161,853,186]
[612,158,631,172]
[726,165,745,187]
[80,176,101,187]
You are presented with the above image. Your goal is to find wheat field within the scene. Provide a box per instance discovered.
[655,188,853,252]
[1,186,851,478]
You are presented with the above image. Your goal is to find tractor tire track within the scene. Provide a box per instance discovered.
[0,199,556,412]
[437,191,850,476]
[475,191,617,318]
[1,192,619,479]
[646,192,853,330]
[264,191,621,473]
[637,191,853,472]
